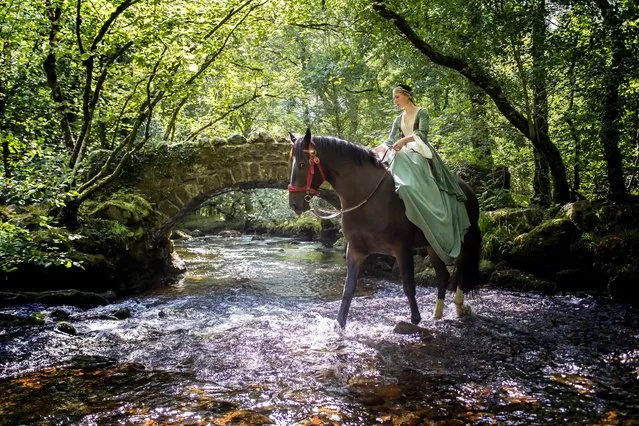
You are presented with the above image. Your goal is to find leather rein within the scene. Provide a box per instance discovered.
[287,139,388,219]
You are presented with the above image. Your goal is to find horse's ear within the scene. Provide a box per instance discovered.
[288,132,297,144]
[300,128,312,150]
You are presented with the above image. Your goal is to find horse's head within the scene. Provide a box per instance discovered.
[288,128,327,215]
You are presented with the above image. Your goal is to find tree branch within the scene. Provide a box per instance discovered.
[44,0,74,149]
[204,0,254,40]
[90,0,141,52]
[75,0,84,54]
[69,0,141,171]
[163,0,267,140]
[371,1,532,141]
[185,92,263,143]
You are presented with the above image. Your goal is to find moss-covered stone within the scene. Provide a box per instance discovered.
[507,218,581,278]
[87,193,155,226]
[278,213,322,240]
[483,208,546,234]
[0,312,46,326]
[55,321,77,335]
[488,268,557,294]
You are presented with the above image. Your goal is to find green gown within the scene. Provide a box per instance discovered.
[383,107,470,265]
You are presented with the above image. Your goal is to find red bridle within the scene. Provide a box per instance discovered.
[287,141,327,201]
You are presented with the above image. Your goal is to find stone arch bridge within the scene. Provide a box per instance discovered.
[122,131,337,239]
[122,132,291,236]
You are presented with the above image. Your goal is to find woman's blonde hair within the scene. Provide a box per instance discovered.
[393,84,416,104]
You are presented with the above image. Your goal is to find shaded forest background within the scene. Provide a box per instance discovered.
[1,0,638,273]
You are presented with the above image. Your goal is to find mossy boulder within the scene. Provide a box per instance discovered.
[507,218,582,278]
[274,213,322,240]
[483,207,546,234]
[1,190,182,301]
[487,268,557,295]
[0,290,115,308]
[478,202,639,303]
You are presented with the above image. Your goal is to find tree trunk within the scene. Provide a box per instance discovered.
[596,0,628,202]
[0,77,9,179]
[44,0,74,149]
[529,0,553,205]
[532,148,551,205]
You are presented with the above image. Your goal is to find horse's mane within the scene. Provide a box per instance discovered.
[310,135,383,168]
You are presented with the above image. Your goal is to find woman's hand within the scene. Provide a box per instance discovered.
[393,136,411,151]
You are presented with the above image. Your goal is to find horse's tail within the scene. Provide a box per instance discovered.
[452,179,482,293]
[452,220,482,293]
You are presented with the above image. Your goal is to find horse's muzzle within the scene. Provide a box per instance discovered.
[289,201,307,216]
[289,196,309,216]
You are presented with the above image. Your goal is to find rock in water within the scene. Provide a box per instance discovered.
[393,321,433,340]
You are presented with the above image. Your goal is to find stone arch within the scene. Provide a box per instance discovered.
[120,131,339,240]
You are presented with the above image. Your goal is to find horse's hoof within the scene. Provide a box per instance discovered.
[333,320,346,334]
[336,317,347,329]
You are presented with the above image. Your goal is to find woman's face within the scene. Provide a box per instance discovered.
[393,89,411,109]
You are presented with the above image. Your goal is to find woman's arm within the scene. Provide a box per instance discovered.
[385,115,401,148]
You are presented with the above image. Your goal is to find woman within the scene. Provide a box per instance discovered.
[372,84,470,265]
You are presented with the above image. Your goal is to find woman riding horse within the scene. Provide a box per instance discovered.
[372,84,471,267]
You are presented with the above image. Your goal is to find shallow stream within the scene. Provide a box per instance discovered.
[1,235,638,425]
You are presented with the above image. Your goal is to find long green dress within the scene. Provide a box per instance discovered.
[383,107,470,265]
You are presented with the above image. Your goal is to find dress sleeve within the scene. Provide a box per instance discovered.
[413,108,429,143]
[384,114,402,148]
[413,108,466,200]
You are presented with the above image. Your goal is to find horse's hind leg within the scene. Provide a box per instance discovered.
[397,247,421,325]
[453,286,471,317]
[427,247,450,320]
[337,243,366,328]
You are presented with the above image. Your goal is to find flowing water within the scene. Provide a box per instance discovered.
[1,235,638,425]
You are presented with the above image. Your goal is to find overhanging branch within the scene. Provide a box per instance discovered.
[371,1,532,142]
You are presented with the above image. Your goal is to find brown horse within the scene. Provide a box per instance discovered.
[288,129,482,328]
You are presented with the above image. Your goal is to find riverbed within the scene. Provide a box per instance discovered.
[1,235,637,425]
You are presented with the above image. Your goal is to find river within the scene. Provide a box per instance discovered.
[1,234,638,425]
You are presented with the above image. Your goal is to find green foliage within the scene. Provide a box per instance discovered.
[278,211,322,237]
[1,0,638,272]
[245,189,296,224]
[190,189,297,233]
[478,212,517,261]
[0,222,82,273]
[181,189,324,236]
[76,219,132,255]
[477,189,518,211]
[1,175,73,208]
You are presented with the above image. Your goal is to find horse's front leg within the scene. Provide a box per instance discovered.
[397,247,421,325]
[428,247,450,320]
[337,243,366,329]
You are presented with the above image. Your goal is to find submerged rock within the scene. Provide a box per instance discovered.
[55,321,77,335]
[393,321,433,339]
